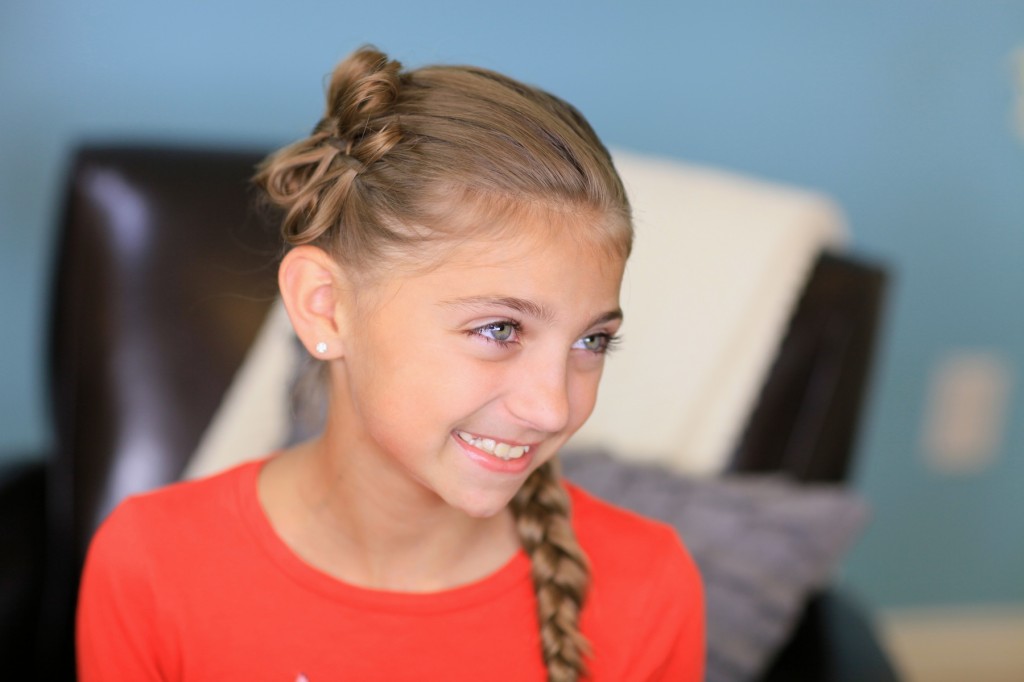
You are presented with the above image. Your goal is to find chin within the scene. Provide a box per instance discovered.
[446,488,518,519]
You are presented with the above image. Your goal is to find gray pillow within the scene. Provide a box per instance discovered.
[560,448,867,682]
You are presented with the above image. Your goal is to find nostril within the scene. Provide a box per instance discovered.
[509,382,571,433]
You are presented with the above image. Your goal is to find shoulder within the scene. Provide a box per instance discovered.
[115,457,260,517]
[88,458,264,564]
[81,457,266,627]
[567,480,697,573]
[566,481,705,677]
[567,479,702,611]
[78,460,264,681]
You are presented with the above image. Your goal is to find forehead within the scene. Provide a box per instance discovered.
[442,224,624,283]
[365,213,627,318]
[422,187,631,263]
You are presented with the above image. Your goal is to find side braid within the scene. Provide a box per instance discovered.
[511,457,591,682]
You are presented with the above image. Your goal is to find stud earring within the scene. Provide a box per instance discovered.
[315,342,328,354]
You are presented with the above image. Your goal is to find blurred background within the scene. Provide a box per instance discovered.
[2,1,1022,679]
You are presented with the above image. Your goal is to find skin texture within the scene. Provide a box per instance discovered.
[259,216,626,593]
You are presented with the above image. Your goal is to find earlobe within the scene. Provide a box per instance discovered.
[278,245,350,359]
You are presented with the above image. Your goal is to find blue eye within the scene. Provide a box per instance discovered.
[573,333,620,354]
[474,321,519,345]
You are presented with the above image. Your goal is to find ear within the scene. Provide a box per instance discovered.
[278,245,352,359]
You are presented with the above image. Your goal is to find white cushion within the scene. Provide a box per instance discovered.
[568,151,846,474]
[184,300,294,480]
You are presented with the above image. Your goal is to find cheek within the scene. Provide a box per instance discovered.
[566,366,604,430]
[350,337,498,441]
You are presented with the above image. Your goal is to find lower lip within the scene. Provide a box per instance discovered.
[452,433,535,474]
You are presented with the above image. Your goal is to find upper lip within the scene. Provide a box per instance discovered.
[453,430,539,448]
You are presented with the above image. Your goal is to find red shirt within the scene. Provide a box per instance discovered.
[78,458,703,681]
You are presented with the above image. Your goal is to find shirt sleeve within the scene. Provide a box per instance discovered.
[77,499,177,682]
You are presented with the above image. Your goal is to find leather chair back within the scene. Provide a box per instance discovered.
[43,145,281,678]
[51,145,280,550]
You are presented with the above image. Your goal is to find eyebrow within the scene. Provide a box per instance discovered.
[440,295,623,328]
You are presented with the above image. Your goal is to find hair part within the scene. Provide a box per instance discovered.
[256,46,633,681]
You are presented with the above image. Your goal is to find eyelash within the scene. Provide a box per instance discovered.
[468,320,622,355]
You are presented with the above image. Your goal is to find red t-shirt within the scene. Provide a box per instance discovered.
[78,458,703,681]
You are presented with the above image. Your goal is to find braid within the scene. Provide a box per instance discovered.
[254,46,403,247]
[511,458,591,682]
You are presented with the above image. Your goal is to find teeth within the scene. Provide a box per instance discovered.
[456,431,531,461]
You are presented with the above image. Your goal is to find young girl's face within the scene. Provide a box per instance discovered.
[334,213,627,518]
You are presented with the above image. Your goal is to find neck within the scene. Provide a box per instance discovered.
[260,431,521,593]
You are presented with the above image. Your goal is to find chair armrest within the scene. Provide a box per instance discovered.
[0,456,48,675]
[760,589,902,682]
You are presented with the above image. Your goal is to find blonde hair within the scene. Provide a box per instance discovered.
[255,46,632,682]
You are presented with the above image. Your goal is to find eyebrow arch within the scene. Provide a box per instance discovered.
[440,295,623,328]
[588,309,625,328]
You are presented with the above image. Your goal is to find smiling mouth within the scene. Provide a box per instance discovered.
[455,431,531,461]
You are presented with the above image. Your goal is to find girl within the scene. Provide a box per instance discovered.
[78,47,703,681]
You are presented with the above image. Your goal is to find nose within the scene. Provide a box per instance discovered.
[505,352,572,434]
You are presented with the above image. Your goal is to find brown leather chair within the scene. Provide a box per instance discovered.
[0,144,895,680]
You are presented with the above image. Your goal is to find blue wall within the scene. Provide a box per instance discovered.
[2,1,1022,609]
